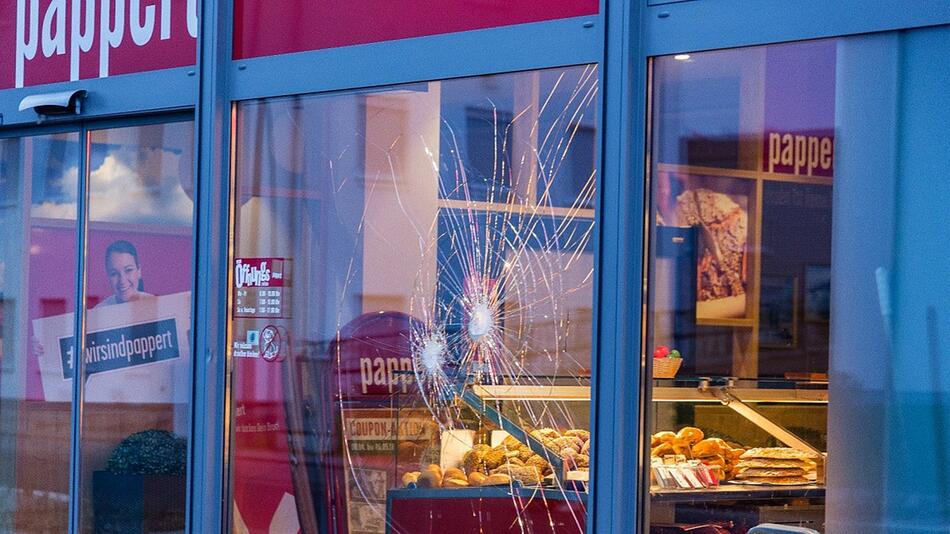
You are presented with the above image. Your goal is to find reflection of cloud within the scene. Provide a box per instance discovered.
[31,165,79,219]
[29,148,193,226]
[89,148,193,226]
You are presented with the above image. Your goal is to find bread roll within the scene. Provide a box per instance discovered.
[671,438,692,456]
[491,464,542,485]
[483,473,512,486]
[402,471,421,486]
[651,431,676,446]
[675,427,704,444]
[550,436,584,453]
[502,436,524,450]
[443,468,466,481]
[468,472,488,487]
[525,454,551,474]
[442,477,470,488]
[651,442,674,457]
[417,470,442,488]
[691,438,725,458]
[483,448,507,470]
[700,454,726,469]
[565,429,590,441]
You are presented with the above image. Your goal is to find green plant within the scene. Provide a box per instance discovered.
[105,429,186,475]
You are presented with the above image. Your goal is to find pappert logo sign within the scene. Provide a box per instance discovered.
[332,312,418,400]
[0,0,197,89]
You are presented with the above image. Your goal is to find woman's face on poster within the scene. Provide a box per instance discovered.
[106,251,142,303]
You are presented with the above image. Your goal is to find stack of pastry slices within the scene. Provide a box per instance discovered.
[734,447,820,485]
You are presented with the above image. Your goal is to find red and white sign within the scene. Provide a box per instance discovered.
[0,0,197,89]
[332,311,419,400]
[258,325,282,362]
[234,258,291,319]
[233,0,599,60]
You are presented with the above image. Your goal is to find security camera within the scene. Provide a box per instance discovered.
[19,90,87,118]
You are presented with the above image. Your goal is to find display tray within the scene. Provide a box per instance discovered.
[650,484,824,503]
[388,485,587,502]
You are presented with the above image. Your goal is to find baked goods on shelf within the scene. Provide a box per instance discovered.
[402,427,592,489]
[650,428,747,481]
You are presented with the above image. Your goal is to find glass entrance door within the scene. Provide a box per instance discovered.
[0,116,195,534]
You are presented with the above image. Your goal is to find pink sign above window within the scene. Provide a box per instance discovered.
[233,0,599,60]
[0,0,197,90]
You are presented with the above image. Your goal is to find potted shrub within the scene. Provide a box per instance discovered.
[93,429,187,533]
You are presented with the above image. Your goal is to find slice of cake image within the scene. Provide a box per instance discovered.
[675,188,748,318]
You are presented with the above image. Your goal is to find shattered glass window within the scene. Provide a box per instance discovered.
[229,65,598,533]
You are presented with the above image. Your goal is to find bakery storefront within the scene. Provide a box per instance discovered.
[0,1,949,533]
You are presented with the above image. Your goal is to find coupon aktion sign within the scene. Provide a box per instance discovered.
[32,291,192,403]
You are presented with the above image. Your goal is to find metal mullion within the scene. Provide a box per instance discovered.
[66,127,91,534]
[189,0,234,527]
[590,0,649,532]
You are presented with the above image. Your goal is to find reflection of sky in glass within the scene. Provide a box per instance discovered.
[86,145,193,226]
[28,135,80,218]
[29,125,194,227]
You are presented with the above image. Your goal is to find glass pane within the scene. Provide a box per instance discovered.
[646,28,950,533]
[229,66,597,533]
[78,121,195,534]
[0,132,80,533]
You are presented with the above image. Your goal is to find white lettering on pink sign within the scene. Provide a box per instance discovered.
[235,260,272,289]
[14,0,198,88]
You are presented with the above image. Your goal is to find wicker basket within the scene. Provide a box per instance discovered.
[652,357,682,379]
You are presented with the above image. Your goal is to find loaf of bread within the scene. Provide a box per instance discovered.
[737,476,811,485]
[736,467,807,478]
[740,447,820,460]
[736,458,813,469]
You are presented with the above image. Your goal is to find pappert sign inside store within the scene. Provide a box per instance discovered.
[0,0,197,89]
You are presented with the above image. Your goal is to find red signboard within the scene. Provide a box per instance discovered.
[0,0,197,90]
[331,311,419,400]
[234,257,291,319]
[233,0,599,60]
[761,40,836,177]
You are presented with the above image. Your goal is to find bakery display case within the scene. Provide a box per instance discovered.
[385,377,592,534]
[648,386,827,532]
[645,40,837,532]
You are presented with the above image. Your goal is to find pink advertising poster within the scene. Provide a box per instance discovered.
[26,225,193,400]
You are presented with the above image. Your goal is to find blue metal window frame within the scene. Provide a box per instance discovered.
[0,111,195,534]
[619,2,950,534]
[3,0,950,532]
[215,10,605,530]
[0,68,196,128]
